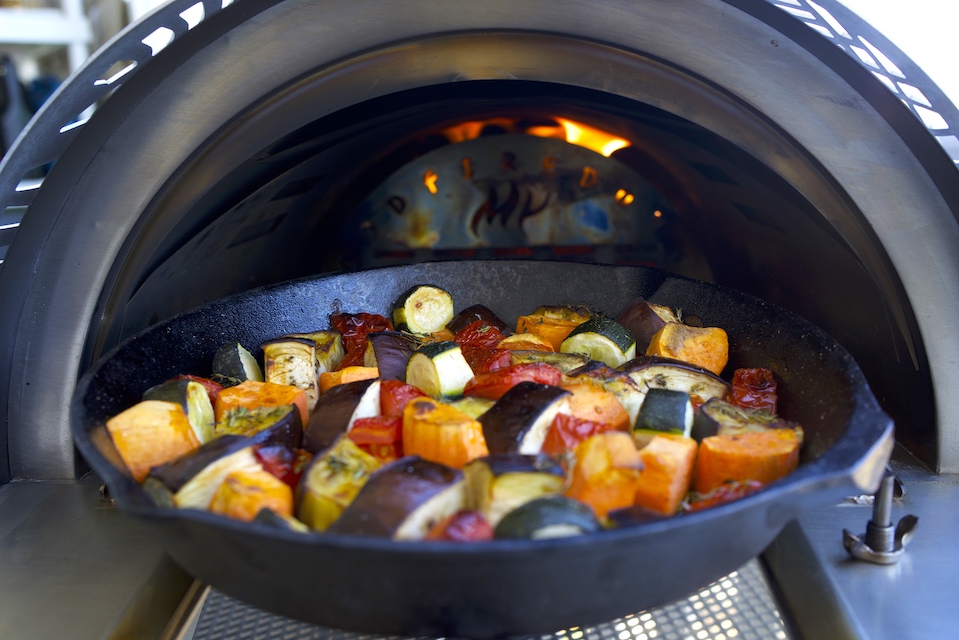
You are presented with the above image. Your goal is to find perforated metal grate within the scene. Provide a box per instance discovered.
[187,560,789,640]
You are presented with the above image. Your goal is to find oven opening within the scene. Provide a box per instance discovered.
[89,81,932,467]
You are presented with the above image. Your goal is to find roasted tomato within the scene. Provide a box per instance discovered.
[726,368,777,413]
[348,416,403,463]
[425,509,494,542]
[331,312,394,369]
[380,380,429,417]
[683,480,765,512]
[542,413,619,457]
[462,347,512,373]
[454,319,507,350]
[173,374,224,404]
[463,363,564,400]
[253,445,313,488]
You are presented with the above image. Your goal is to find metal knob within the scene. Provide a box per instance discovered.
[843,475,918,564]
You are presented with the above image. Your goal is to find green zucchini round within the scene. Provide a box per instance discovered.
[561,316,637,367]
[392,285,455,334]
[494,496,601,539]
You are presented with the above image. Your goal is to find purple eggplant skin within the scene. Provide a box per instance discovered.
[303,379,379,454]
[616,299,667,352]
[327,456,464,538]
[447,304,511,335]
[368,331,419,381]
[479,382,571,455]
[147,434,250,492]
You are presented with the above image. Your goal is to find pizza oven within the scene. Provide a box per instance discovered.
[1,0,957,638]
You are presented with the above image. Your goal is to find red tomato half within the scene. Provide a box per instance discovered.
[253,446,313,488]
[726,368,777,413]
[349,416,403,463]
[542,413,619,457]
[425,509,494,542]
[462,347,512,373]
[330,312,394,369]
[379,380,429,417]
[454,320,506,350]
[463,363,563,400]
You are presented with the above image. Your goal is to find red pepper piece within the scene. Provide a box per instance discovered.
[462,363,563,400]
[379,380,429,417]
[454,319,506,350]
[542,413,619,457]
[172,374,224,404]
[425,509,494,542]
[726,368,778,413]
[330,312,394,370]
[254,446,313,488]
[684,480,765,512]
[348,416,403,463]
[462,347,512,373]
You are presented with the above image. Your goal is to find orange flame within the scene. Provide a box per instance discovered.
[441,117,630,157]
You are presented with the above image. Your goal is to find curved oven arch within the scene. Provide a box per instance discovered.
[1,0,957,481]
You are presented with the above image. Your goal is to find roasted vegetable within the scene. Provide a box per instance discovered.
[303,379,381,453]
[632,388,694,448]
[620,356,729,405]
[463,363,564,401]
[632,434,698,516]
[405,341,475,399]
[560,378,630,431]
[392,285,455,335]
[479,382,572,455]
[509,350,590,373]
[494,496,601,540]
[254,445,312,488]
[380,379,429,416]
[542,413,619,457]
[425,509,494,542]
[462,347,513,373]
[293,330,347,374]
[348,416,403,463]
[172,375,223,405]
[143,379,215,444]
[645,322,728,376]
[464,454,566,526]
[515,305,590,351]
[170,443,263,510]
[447,304,510,335]
[262,337,321,411]
[615,299,668,353]
[496,333,554,352]
[328,456,466,540]
[214,380,309,427]
[726,367,778,413]
[690,397,803,442]
[454,319,507,350]
[105,400,202,483]
[252,507,310,533]
[447,396,496,419]
[212,342,264,386]
[331,312,394,369]
[565,362,646,427]
[402,398,489,469]
[215,404,303,449]
[565,431,644,518]
[297,436,380,531]
[694,430,801,494]
[363,331,419,381]
[209,467,294,522]
[561,316,637,368]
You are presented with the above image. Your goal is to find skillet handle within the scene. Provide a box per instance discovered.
[848,421,895,494]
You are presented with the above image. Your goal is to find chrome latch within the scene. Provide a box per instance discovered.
[843,475,918,565]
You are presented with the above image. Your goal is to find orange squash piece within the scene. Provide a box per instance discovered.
[214,380,309,425]
[402,398,489,469]
[318,366,379,394]
[515,315,584,351]
[496,333,554,352]
[565,431,644,518]
[560,379,630,430]
[208,467,294,522]
[106,400,202,482]
[694,429,800,494]
[633,434,698,515]
[646,322,728,375]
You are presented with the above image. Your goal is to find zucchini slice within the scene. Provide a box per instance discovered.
[405,341,474,399]
[632,388,694,448]
[561,316,637,367]
[262,337,320,411]
[290,330,345,373]
[143,379,215,444]
[464,454,566,527]
[392,285,455,335]
[446,396,496,419]
[297,436,381,531]
[494,496,601,540]
[328,456,466,540]
[509,350,590,373]
[212,342,264,387]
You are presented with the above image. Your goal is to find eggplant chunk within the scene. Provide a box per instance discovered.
[479,382,571,455]
[328,456,466,540]
[297,436,380,531]
[290,330,346,374]
[212,342,264,386]
[173,444,263,510]
[262,337,320,411]
[143,379,216,444]
[364,331,419,381]
[215,404,303,450]
[448,304,510,335]
[620,355,730,402]
[464,454,566,526]
[303,379,381,453]
[691,397,804,443]
[509,350,590,373]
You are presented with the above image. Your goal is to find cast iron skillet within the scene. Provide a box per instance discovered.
[71,261,893,638]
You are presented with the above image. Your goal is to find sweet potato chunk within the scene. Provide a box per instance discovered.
[694,429,800,494]
[319,366,380,394]
[106,400,201,482]
[214,380,309,425]
[515,315,584,351]
[560,379,631,430]
[646,323,728,375]
[633,434,698,515]
[208,467,294,522]
[565,431,644,518]
[402,398,489,469]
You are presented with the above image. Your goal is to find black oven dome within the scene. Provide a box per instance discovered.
[1,0,957,484]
